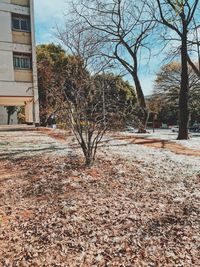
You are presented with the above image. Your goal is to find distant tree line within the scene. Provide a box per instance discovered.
[148,62,200,126]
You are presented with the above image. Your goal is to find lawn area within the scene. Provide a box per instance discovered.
[0,129,200,266]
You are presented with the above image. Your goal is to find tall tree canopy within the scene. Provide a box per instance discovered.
[37,44,85,125]
[60,0,155,131]
[152,62,200,125]
[37,43,137,128]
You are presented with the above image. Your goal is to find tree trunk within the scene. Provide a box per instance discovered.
[132,55,147,109]
[177,19,189,140]
[85,156,93,167]
[7,114,11,125]
[132,70,149,132]
[81,141,93,167]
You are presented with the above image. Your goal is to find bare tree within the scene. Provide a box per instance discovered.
[63,64,107,167]
[187,18,200,78]
[62,0,155,132]
[153,0,199,139]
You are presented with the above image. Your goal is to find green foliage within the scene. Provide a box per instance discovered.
[5,106,17,116]
[37,43,66,65]
[153,62,200,124]
[37,43,74,125]
[37,43,137,128]
[94,73,137,128]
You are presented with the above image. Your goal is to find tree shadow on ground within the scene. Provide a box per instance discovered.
[0,146,68,160]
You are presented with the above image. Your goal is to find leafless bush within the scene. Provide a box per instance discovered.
[63,72,107,167]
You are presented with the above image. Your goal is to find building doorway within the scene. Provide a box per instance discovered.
[0,97,35,125]
[0,106,26,125]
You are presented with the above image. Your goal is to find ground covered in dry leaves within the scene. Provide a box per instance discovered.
[0,129,200,266]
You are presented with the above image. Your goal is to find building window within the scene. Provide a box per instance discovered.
[12,15,31,32]
[13,54,32,69]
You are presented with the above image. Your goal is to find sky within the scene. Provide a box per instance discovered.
[34,0,157,96]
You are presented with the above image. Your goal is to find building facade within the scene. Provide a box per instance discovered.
[0,0,39,125]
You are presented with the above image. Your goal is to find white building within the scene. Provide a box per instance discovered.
[0,0,39,125]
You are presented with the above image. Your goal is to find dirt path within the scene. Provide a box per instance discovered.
[42,128,200,157]
[109,134,200,157]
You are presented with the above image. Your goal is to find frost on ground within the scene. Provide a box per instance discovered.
[121,129,200,150]
[0,129,200,266]
[100,135,200,176]
[0,130,72,159]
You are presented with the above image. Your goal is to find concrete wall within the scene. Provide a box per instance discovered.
[0,81,33,96]
[0,9,12,42]
[0,50,14,81]
[0,2,30,15]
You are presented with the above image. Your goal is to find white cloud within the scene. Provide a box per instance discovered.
[34,0,68,43]
[34,0,67,23]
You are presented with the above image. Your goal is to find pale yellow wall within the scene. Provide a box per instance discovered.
[14,70,33,82]
[0,96,32,106]
[25,100,33,123]
[11,0,30,6]
[12,31,31,45]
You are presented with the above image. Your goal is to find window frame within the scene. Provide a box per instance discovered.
[12,14,31,32]
[13,54,32,70]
